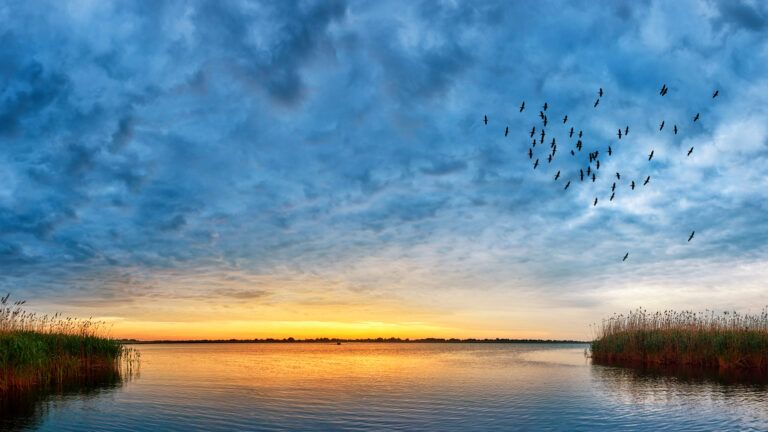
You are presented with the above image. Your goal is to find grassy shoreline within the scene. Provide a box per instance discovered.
[591,308,768,372]
[0,295,131,392]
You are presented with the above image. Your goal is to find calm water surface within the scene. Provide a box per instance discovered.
[2,343,767,431]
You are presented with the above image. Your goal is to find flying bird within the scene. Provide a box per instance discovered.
[688,231,695,242]
[659,84,667,96]
[616,172,621,180]
[576,140,583,151]
[520,101,525,112]
[548,154,553,163]
[533,159,539,169]
[530,126,536,137]
[659,120,665,131]
[594,197,598,206]
[551,137,556,147]
[611,182,616,192]
[532,138,537,147]
[607,146,612,156]
[578,130,583,138]
[505,126,509,137]
[693,113,700,122]
[543,102,548,111]
[543,116,548,127]
[484,115,488,125]
[592,173,596,182]
[596,160,600,170]
[563,180,571,191]
[617,129,622,139]
[580,169,584,181]
[623,252,629,262]
[648,150,654,161]
[569,127,574,138]
[644,176,650,185]
[540,129,545,141]
[712,90,718,98]
[554,170,561,180]
[674,125,678,134]
[625,126,629,136]
[570,150,575,156]
[563,115,568,123]
[599,88,603,97]
[610,192,615,201]
[587,166,591,176]
[630,181,635,190]
[687,146,694,156]
[540,111,545,120]
[594,98,600,108]
[529,148,533,159]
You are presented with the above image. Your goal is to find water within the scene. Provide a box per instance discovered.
[2,343,767,431]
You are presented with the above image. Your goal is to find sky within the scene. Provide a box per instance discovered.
[1,0,767,340]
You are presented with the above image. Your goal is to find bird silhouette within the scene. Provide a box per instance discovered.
[594,98,600,108]
[610,192,615,201]
[643,175,650,185]
[712,90,718,98]
[484,115,488,125]
[532,138,537,147]
[529,148,533,159]
[688,231,695,242]
[673,125,678,134]
[563,115,568,123]
[540,111,545,120]
[505,126,509,136]
[540,129,545,141]
[599,88,603,97]
[617,129,622,139]
[552,147,557,156]
[596,160,600,170]
[687,146,694,156]
[576,140,583,151]
[571,150,575,156]
[587,166,591,176]
[551,137,556,147]
[625,126,629,136]
[578,130,583,138]
[547,154,553,163]
[660,84,668,96]
[564,180,571,190]
[592,173,596,182]
[622,252,629,261]
[611,182,616,192]
[616,172,621,180]
[533,159,539,169]
[543,102,548,111]
[594,197,598,206]
[530,126,536,137]
[648,150,654,161]
[630,181,635,190]
[543,116,548,127]
[554,170,561,180]
[693,113,700,122]
[659,120,665,131]
[520,101,525,112]
[569,127,574,138]
[607,146,613,156]
[580,169,584,181]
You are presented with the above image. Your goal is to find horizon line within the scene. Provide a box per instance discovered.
[120,337,590,344]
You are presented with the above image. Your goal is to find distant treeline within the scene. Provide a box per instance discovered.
[122,337,587,344]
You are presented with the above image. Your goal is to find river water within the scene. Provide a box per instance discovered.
[1,343,766,431]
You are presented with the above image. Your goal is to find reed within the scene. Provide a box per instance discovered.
[0,294,136,392]
[590,307,768,371]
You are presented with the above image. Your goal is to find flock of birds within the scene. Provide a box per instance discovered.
[484,84,718,262]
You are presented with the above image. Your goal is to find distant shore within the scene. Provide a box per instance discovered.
[122,337,588,344]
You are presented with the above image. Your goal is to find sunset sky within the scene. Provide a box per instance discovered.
[2,0,767,340]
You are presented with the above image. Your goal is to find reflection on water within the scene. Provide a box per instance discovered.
[1,343,766,431]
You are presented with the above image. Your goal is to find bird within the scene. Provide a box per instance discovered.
[548,154,553,163]
[610,192,615,201]
[563,115,568,124]
[543,116,548,127]
[540,111,545,120]
[659,120,665,131]
[578,130,583,138]
[528,148,533,159]
[625,126,629,136]
[551,137,556,147]
[659,84,667,96]
[693,113,700,122]
[611,182,616,192]
[484,115,488,125]
[580,169,584,181]
[592,173,596,182]
[554,170,561,180]
[532,138,537,147]
[596,160,600,170]
[520,101,525,112]
[564,180,571,190]
[687,146,694,156]
[505,126,509,137]
[569,127,574,138]
[570,150,575,156]
[688,231,695,242]
[552,146,557,156]
[648,150,654,161]
[622,252,629,262]
[599,88,603,97]
[594,98,600,108]
[543,102,548,111]
[594,197,598,206]
[617,129,622,139]
[530,126,536,137]
[533,159,539,169]
[712,90,718,98]
[607,146,613,156]
[576,140,583,151]
[616,172,621,180]
[673,125,678,135]
[643,175,650,185]
[540,129,546,141]
[630,181,635,190]
[587,166,591,176]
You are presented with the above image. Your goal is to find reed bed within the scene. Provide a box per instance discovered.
[591,308,768,371]
[0,294,137,392]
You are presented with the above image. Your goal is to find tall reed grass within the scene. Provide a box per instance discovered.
[0,294,137,392]
[591,308,768,371]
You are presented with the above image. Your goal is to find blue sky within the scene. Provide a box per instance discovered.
[1,0,767,339]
